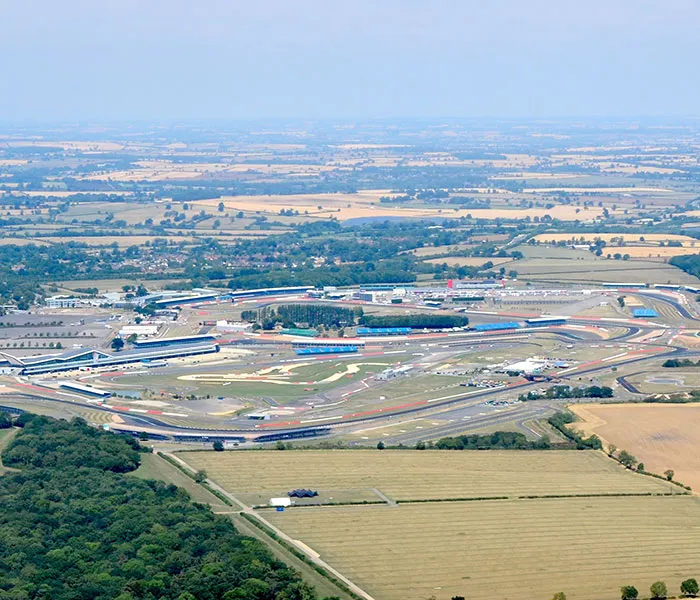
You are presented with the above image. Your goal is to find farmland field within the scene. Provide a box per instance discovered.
[512,256,698,284]
[180,450,679,503]
[571,403,700,492]
[533,233,697,244]
[424,256,514,267]
[178,449,698,600]
[263,496,700,600]
[194,194,610,222]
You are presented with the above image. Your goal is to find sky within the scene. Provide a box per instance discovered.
[1,0,698,121]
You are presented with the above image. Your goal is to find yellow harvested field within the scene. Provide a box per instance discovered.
[598,163,682,174]
[180,450,677,500]
[534,233,696,244]
[0,238,51,246]
[194,193,610,222]
[523,186,673,193]
[264,496,700,600]
[571,403,700,492]
[609,246,695,258]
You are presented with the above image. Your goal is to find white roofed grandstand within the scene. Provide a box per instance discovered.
[0,341,220,375]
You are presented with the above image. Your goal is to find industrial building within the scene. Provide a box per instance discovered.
[45,296,82,309]
[215,320,253,333]
[118,325,159,338]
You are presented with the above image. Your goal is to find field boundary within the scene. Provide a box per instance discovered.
[157,451,234,505]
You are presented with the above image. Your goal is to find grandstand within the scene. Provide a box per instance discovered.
[356,327,412,336]
[229,286,311,300]
[633,308,659,318]
[525,317,569,327]
[13,342,220,375]
[473,321,522,332]
[295,346,358,356]
[133,334,216,349]
[153,293,217,308]
[59,381,112,398]
[291,338,365,349]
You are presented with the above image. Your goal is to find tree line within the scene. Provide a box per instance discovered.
[547,412,603,450]
[358,314,469,329]
[432,431,551,450]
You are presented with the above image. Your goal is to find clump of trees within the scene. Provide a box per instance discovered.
[3,413,141,472]
[242,304,361,330]
[521,385,613,401]
[662,358,700,368]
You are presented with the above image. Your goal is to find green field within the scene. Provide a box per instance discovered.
[512,245,698,285]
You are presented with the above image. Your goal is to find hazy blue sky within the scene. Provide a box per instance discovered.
[1,0,698,121]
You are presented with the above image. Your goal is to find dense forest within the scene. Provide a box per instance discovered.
[0,415,331,600]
